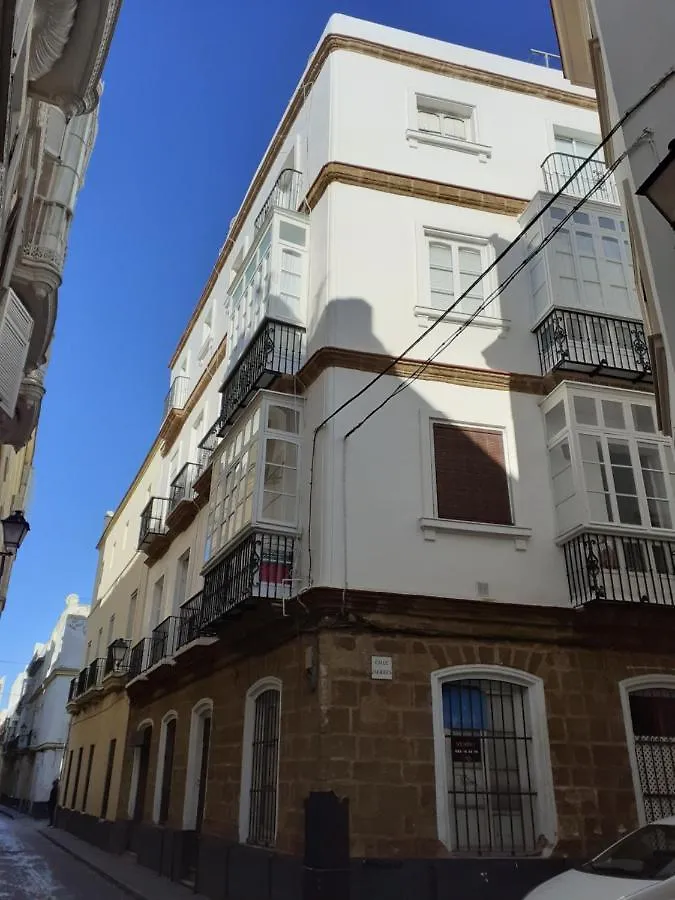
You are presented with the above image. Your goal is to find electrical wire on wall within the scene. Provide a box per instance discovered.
[306,64,675,587]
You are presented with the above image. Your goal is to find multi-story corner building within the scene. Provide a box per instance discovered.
[0,593,88,816]
[550,0,675,439]
[59,15,675,900]
[0,0,121,609]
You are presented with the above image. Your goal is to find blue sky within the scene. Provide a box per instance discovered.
[0,1,559,697]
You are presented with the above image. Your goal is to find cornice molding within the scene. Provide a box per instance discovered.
[304,162,528,216]
[168,31,595,368]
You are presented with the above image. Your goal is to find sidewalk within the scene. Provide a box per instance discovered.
[40,826,210,900]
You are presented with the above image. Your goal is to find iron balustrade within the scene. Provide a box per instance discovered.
[103,639,130,676]
[202,532,296,629]
[68,678,76,701]
[541,151,619,205]
[138,497,170,551]
[177,591,205,649]
[534,308,652,381]
[247,687,281,846]
[149,616,180,667]
[169,463,203,516]
[164,376,190,419]
[563,531,675,608]
[86,658,104,691]
[220,319,304,428]
[253,169,303,232]
[75,668,88,697]
[128,639,148,679]
[198,420,221,469]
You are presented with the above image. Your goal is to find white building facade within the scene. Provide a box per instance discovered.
[0,593,89,815]
[61,17,675,900]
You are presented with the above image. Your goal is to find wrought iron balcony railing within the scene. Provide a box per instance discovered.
[169,463,203,516]
[534,308,652,381]
[197,420,221,470]
[254,169,303,232]
[148,616,181,668]
[202,531,296,629]
[86,658,104,691]
[103,639,130,677]
[68,677,77,701]
[138,497,170,552]
[164,376,190,419]
[563,531,675,608]
[128,639,149,680]
[177,591,205,649]
[220,319,304,428]
[541,152,619,205]
[75,667,88,697]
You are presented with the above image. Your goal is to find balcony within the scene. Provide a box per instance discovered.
[534,309,652,382]
[68,678,77,701]
[193,421,222,500]
[563,531,675,608]
[177,591,205,650]
[220,320,304,429]
[138,497,170,559]
[254,169,303,232]
[542,152,619,206]
[202,531,296,629]
[148,617,181,668]
[128,639,149,680]
[164,376,190,419]
[86,659,104,691]
[167,462,204,532]
[75,667,88,697]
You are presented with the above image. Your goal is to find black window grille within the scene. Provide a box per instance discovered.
[159,718,177,825]
[442,679,537,854]
[81,745,95,812]
[71,747,84,810]
[62,750,74,808]
[101,738,117,820]
[630,688,675,822]
[248,688,281,846]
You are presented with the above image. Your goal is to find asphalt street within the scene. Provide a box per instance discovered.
[0,814,129,899]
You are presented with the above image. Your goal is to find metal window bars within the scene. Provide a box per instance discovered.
[534,308,652,381]
[198,420,222,469]
[177,591,204,650]
[148,616,181,668]
[163,376,190,419]
[86,659,104,691]
[138,497,170,551]
[443,679,537,855]
[128,638,149,680]
[541,152,619,205]
[220,320,305,429]
[247,688,281,846]
[169,463,203,516]
[563,532,675,607]
[629,688,675,821]
[254,169,303,232]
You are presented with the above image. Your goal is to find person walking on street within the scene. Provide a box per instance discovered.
[47,778,59,827]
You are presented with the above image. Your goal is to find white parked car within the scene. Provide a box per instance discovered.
[524,819,675,899]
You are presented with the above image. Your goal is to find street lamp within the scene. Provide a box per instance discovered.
[109,638,129,671]
[0,511,30,576]
[637,138,675,228]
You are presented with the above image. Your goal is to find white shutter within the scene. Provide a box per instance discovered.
[0,289,33,418]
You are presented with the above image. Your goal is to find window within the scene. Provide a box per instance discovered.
[126,590,137,641]
[431,666,555,854]
[239,678,281,846]
[81,745,95,812]
[433,424,512,526]
[204,397,302,563]
[621,677,675,824]
[409,96,489,159]
[95,628,102,659]
[427,235,487,316]
[183,700,213,830]
[173,551,190,613]
[418,105,468,140]
[63,750,73,808]
[150,577,164,632]
[106,614,115,647]
[199,303,214,361]
[71,747,83,808]
[154,713,177,825]
[101,738,116,820]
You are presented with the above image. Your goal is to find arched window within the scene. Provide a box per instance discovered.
[153,712,177,825]
[183,699,213,831]
[128,720,153,821]
[620,675,675,824]
[238,677,281,846]
[431,665,556,854]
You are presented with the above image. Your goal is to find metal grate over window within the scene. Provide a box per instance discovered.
[443,679,537,854]
[248,688,280,846]
[630,688,675,822]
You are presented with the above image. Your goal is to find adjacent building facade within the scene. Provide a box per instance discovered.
[550,0,675,439]
[60,16,675,900]
[0,0,121,611]
[0,593,89,816]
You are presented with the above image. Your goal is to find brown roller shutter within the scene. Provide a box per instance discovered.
[433,424,512,525]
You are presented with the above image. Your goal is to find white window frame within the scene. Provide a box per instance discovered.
[619,674,675,826]
[238,676,282,844]
[407,93,491,161]
[183,698,214,829]
[152,710,178,824]
[419,412,531,546]
[430,665,556,853]
[415,228,507,331]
